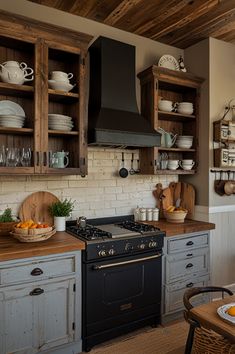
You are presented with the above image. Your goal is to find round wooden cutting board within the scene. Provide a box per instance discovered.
[19,191,59,226]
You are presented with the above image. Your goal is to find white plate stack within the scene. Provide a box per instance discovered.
[48,114,74,131]
[176,135,193,148]
[0,114,25,128]
[0,100,26,128]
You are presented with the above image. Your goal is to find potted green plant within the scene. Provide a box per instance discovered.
[0,208,18,236]
[48,198,74,231]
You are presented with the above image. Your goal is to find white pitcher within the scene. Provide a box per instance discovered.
[0,61,34,85]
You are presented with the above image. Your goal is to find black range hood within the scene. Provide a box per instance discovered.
[88,36,161,147]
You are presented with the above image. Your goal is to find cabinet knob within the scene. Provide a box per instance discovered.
[186,241,194,246]
[186,263,193,269]
[30,288,44,296]
[31,268,43,276]
[186,282,194,288]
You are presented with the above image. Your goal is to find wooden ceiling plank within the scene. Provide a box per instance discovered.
[103,0,143,26]
[149,0,219,40]
[159,0,235,47]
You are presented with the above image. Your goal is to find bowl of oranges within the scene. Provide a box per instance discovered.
[11,219,56,242]
[164,205,188,223]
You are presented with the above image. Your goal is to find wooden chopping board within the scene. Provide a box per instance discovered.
[19,191,59,226]
[153,182,195,219]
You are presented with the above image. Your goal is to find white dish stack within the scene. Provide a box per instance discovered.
[0,100,26,128]
[177,102,193,115]
[0,114,25,128]
[48,114,74,131]
[48,71,75,92]
[176,135,193,149]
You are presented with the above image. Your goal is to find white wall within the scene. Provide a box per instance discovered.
[0,1,182,218]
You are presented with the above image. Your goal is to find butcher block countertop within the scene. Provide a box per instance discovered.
[0,231,85,262]
[145,219,215,237]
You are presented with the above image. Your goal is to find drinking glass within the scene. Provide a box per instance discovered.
[0,145,6,166]
[21,147,31,167]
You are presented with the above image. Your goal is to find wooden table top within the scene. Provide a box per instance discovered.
[0,231,85,262]
[144,219,215,237]
[190,295,235,343]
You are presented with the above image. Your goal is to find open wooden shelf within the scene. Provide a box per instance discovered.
[0,127,33,135]
[156,169,196,175]
[158,147,196,152]
[158,110,196,121]
[48,129,79,136]
[48,89,79,102]
[0,82,34,97]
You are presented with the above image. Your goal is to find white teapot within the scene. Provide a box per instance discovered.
[0,61,34,85]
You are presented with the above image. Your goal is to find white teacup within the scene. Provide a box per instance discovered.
[167,159,179,170]
[50,71,73,82]
[180,160,195,170]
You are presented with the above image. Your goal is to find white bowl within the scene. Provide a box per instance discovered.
[48,80,75,92]
[176,143,193,149]
[158,100,173,112]
[178,135,193,139]
[181,164,194,170]
[177,108,193,115]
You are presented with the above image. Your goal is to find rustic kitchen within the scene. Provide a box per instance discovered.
[0,1,234,354]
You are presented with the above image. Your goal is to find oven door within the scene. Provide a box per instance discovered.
[83,251,162,337]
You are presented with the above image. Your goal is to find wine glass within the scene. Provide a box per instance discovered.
[21,147,31,167]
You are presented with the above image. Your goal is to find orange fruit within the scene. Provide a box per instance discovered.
[226,306,235,316]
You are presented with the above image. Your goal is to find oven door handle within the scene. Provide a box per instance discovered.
[92,253,162,270]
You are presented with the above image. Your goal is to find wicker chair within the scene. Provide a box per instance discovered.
[183,286,235,354]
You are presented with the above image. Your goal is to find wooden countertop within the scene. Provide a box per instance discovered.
[0,232,85,262]
[144,219,215,237]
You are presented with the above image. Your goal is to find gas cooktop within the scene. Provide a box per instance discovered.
[66,219,160,241]
[66,215,165,261]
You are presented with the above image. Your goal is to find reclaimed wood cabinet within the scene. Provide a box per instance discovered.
[137,66,203,175]
[0,11,92,176]
[0,251,82,354]
[162,231,210,322]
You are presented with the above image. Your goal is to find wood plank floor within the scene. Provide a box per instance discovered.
[83,321,188,354]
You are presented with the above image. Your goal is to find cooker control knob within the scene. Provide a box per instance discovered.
[108,248,115,256]
[98,250,107,257]
[125,243,133,251]
[139,243,145,250]
[148,241,157,248]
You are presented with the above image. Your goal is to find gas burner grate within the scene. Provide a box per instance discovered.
[68,225,112,240]
[116,221,160,233]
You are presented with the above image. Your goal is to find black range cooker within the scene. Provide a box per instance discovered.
[66,215,165,352]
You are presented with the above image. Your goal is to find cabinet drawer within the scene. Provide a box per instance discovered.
[168,233,208,253]
[165,248,209,283]
[165,274,209,313]
[0,257,75,285]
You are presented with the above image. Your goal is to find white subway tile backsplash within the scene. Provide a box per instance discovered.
[0,148,178,218]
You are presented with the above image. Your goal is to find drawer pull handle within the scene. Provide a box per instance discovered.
[30,288,44,296]
[186,241,194,246]
[31,268,43,276]
[186,263,193,268]
[186,282,194,288]
[187,253,193,257]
